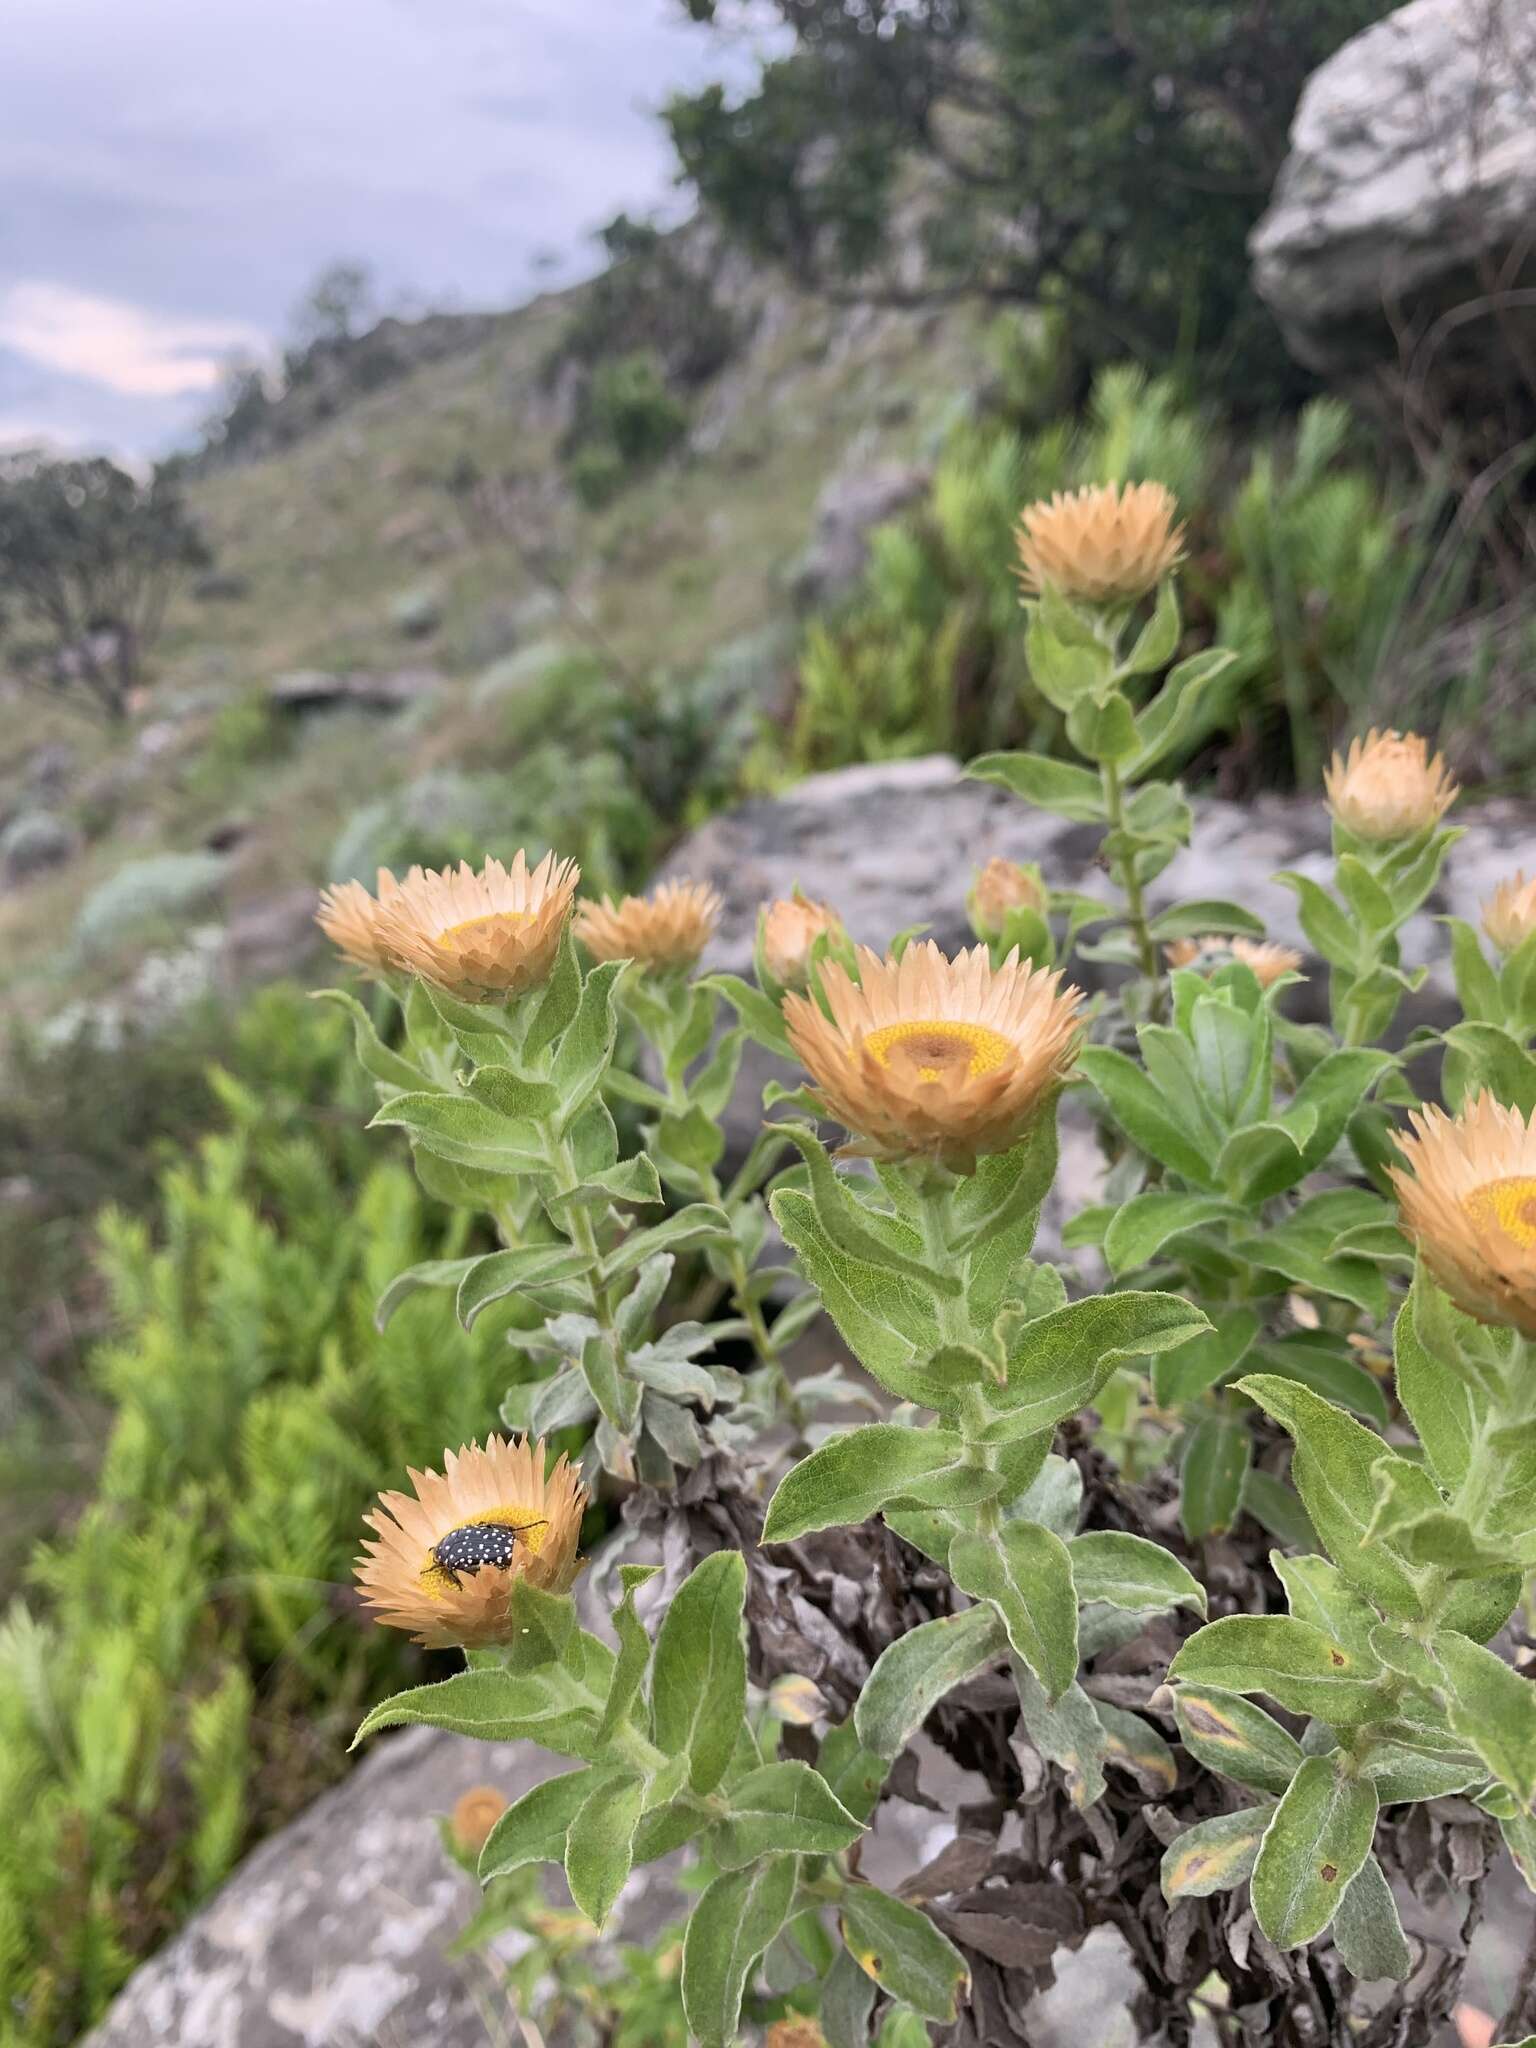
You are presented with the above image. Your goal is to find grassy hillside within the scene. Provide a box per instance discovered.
[0,259,986,1029]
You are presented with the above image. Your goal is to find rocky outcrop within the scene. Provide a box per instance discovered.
[661,752,1527,996]
[82,1727,683,2048]
[1251,0,1536,378]
[266,668,441,717]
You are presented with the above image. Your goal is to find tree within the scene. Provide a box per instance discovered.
[288,259,377,352]
[0,453,211,720]
[667,0,1394,406]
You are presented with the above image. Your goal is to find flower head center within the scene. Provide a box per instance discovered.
[861,1018,1013,1083]
[1465,1176,1536,1250]
[438,910,530,948]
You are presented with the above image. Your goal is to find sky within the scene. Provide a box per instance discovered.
[0,0,770,458]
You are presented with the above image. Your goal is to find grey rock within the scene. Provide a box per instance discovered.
[24,741,74,801]
[0,808,79,884]
[267,668,441,717]
[218,890,325,989]
[791,460,930,611]
[1252,0,1536,377]
[193,570,252,602]
[82,1726,682,2048]
[390,584,444,640]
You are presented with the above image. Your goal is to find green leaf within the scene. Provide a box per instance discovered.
[772,1188,943,1407]
[1241,1467,1318,1552]
[1180,1413,1250,1541]
[1067,1531,1206,1618]
[1103,1193,1236,1277]
[1066,686,1138,764]
[820,1945,879,2048]
[968,750,1108,823]
[565,1769,645,1928]
[776,1124,959,1295]
[602,1202,734,1281]
[1168,1616,1386,1726]
[550,958,626,1123]
[1161,1805,1273,1900]
[1336,854,1397,935]
[368,1091,544,1173]
[477,1766,596,1882]
[546,1153,664,1212]
[1148,900,1267,941]
[762,1425,999,1543]
[1248,1334,1391,1429]
[1250,1755,1377,1948]
[1123,575,1182,675]
[1153,1309,1260,1407]
[1093,1699,1179,1795]
[1437,1631,1536,1806]
[596,1564,660,1746]
[981,1292,1211,1441]
[374,1254,482,1331]
[1077,1046,1214,1185]
[1333,1853,1411,1981]
[1127,646,1236,774]
[455,1244,590,1329]
[1173,1685,1305,1797]
[1276,871,1357,969]
[711,1761,866,1869]
[705,972,792,1057]
[838,1886,969,2024]
[949,1523,1079,1702]
[353,1667,600,1756]
[313,986,430,1093]
[1011,1661,1108,1808]
[855,1605,1007,1761]
[682,1855,799,2048]
[950,1113,1059,1258]
[1237,1375,1425,1619]
[466,1065,562,1123]
[651,1550,747,1795]
[1271,1553,1379,1661]
[522,920,582,1057]
[817,1720,890,1824]
[1359,1741,1485,1804]
[1393,1282,1480,1493]
[1442,1021,1536,1115]
[1446,916,1503,1024]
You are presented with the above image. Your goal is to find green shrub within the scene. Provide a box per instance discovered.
[0,984,538,2044]
[73,851,228,955]
[569,351,690,506]
[789,363,1469,790]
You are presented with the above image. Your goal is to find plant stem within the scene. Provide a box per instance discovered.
[1101,759,1160,989]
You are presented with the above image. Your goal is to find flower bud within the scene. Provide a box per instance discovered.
[767,2024,828,2048]
[760,891,845,990]
[1323,729,1457,844]
[1164,934,1302,990]
[575,879,721,974]
[1015,481,1184,604]
[968,857,1047,942]
[450,1786,508,1858]
[1483,873,1536,957]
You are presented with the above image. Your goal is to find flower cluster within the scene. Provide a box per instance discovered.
[323,468,1536,2047]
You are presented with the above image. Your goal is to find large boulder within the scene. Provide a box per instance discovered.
[1251,0,1536,379]
[82,1727,683,2048]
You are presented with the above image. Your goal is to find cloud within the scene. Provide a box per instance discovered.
[0,282,266,398]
